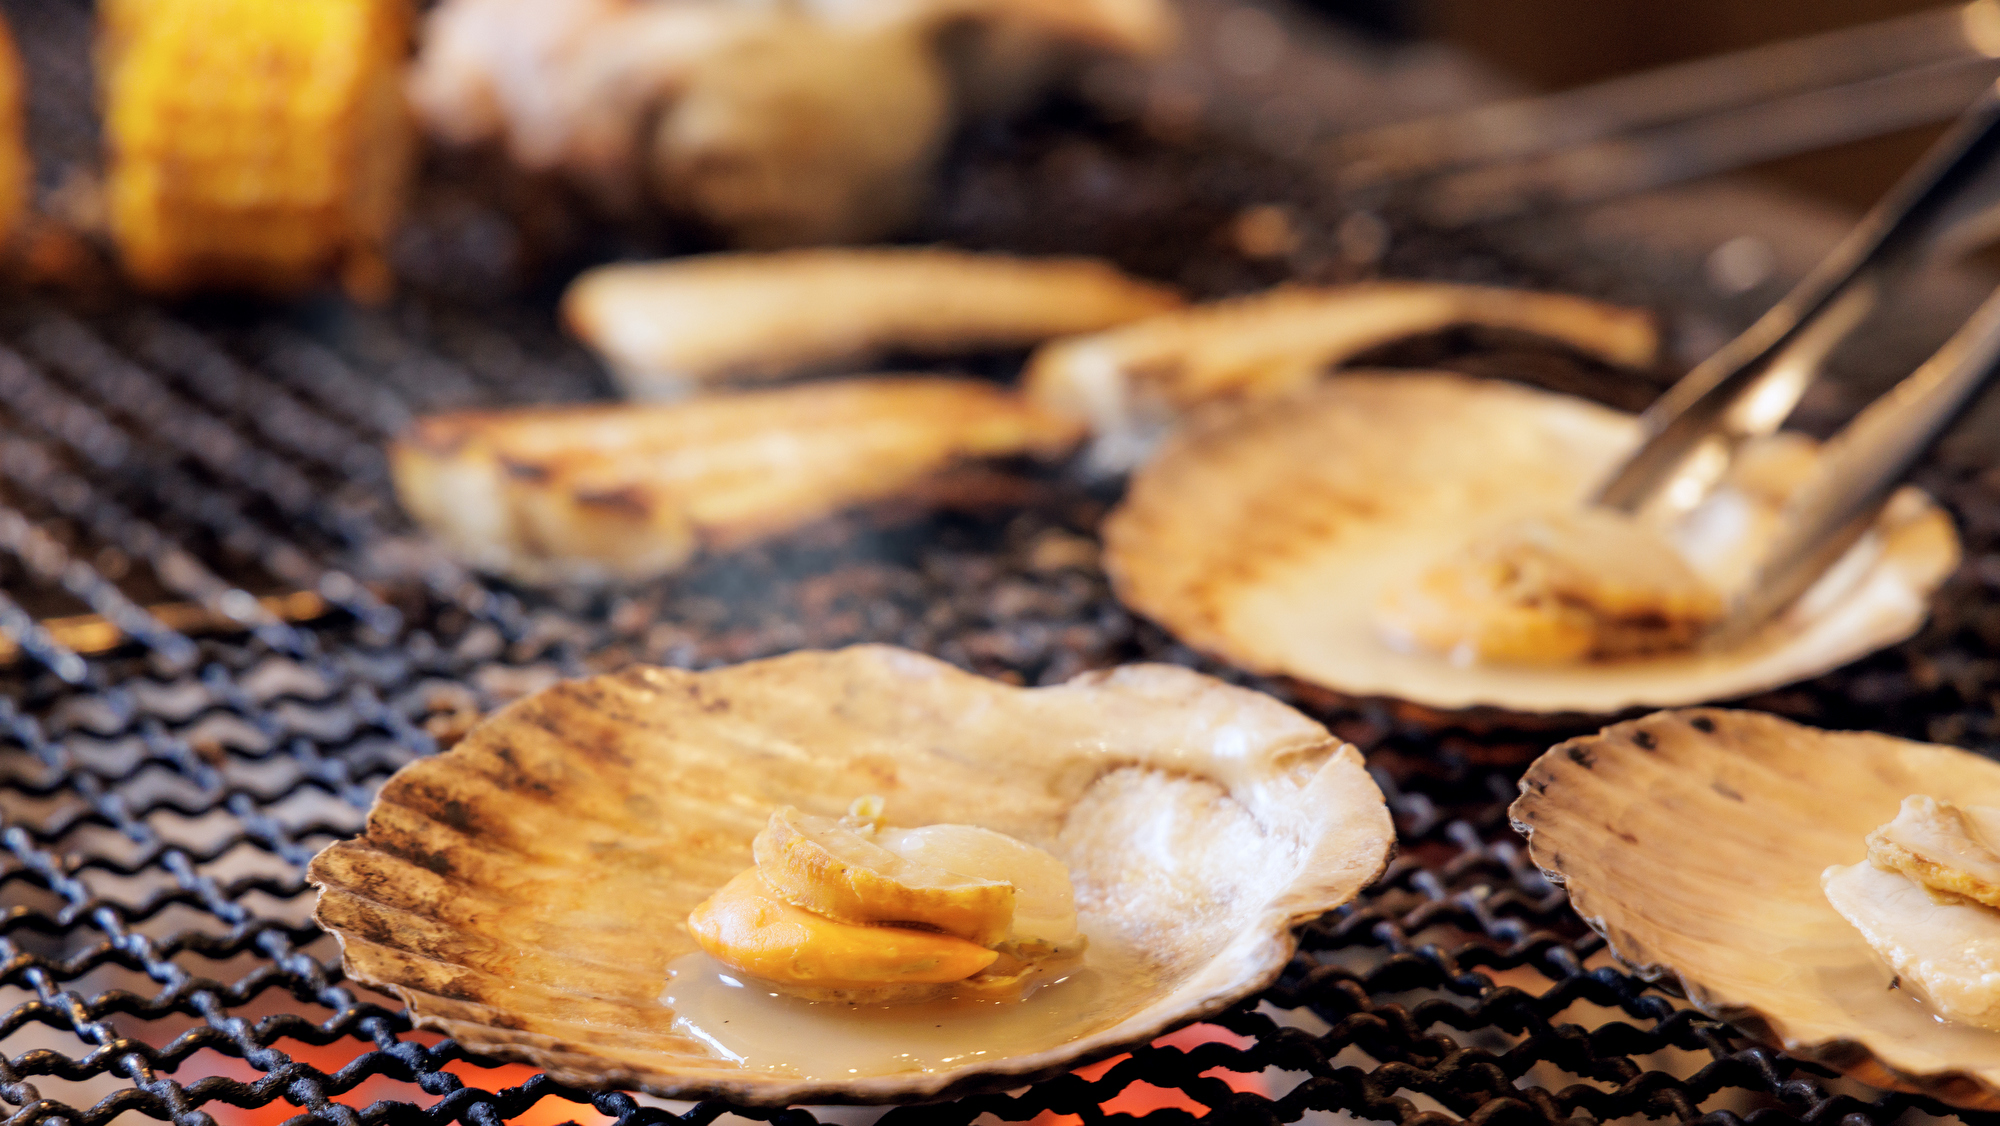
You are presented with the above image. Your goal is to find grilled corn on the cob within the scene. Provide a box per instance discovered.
[102,0,414,297]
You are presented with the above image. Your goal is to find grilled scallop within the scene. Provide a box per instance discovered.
[752,804,1018,947]
[872,822,1082,956]
[701,799,1084,1003]
[1104,373,1958,716]
[308,645,1394,1103]
[1512,710,2000,1107]
[687,867,1002,1004]
[1823,859,2000,1031]
[1864,796,2000,908]
[390,377,1082,585]
[1022,282,1657,470]
[563,248,1181,397]
[419,1,956,243]
[647,20,953,248]
[408,0,1175,245]
[1821,799,2000,1031]
[1376,508,1724,665]
[407,0,769,203]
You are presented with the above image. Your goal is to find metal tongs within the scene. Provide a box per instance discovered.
[1593,84,2000,643]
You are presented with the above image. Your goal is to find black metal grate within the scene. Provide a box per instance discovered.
[0,4,1997,1126]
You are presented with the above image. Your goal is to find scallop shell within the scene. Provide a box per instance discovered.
[307,645,1393,1105]
[1510,708,2000,1109]
[1022,282,1656,471]
[563,248,1181,396]
[390,378,1081,586]
[1103,372,1960,717]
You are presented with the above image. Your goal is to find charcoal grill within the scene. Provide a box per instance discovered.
[1,1,1998,1124]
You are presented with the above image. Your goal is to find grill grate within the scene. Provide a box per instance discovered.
[0,4,1998,1126]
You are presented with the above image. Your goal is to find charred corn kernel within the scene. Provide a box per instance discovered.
[0,14,28,250]
[102,0,413,298]
[688,869,998,988]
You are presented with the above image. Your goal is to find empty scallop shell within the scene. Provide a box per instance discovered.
[1022,282,1656,471]
[1510,708,2000,1109]
[563,248,1181,396]
[307,645,1393,1104]
[390,377,1081,586]
[1103,372,1959,717]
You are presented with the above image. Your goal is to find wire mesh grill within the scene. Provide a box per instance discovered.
[0,3,1998,1126]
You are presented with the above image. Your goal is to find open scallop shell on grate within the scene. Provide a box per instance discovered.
[1021,281,1658,472]
[1103,372,1960,719]
[306,645,1394,1105]
[1510,708,2000,1109]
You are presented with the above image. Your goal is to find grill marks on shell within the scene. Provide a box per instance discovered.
[1103,399,1402,646]
[1103,372,1958,716]
[1105,373,1633,664]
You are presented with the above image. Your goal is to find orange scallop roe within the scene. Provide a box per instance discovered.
[688,868,999,987]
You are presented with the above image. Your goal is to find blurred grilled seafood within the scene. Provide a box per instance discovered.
[391,378,1083,584]
[564,247,1182,396]
[407,0,1174,246]
[648,21,951,249]
[936,0,1174,116]
[1102,373,1958,717]
[1023,282,1658,470]
[102,0,415,297]
[1375,508,1723,664]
